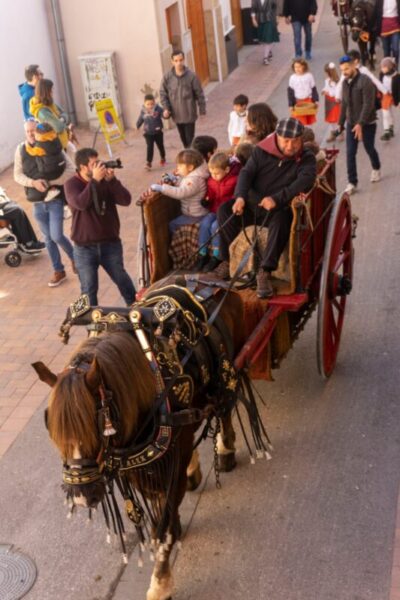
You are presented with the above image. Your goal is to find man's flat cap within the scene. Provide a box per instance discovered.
[275,118,304,138]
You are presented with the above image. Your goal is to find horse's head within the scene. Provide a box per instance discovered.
[33,333,157,509]
[33,355,111,508]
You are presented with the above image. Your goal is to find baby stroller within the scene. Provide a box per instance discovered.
[0,220,42,267]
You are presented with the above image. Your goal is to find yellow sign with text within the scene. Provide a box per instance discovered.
[95,98,124,144]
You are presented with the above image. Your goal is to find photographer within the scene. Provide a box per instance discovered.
[64,148,136,306]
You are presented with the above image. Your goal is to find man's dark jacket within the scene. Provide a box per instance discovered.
[339,72,377,128]
[283,0,317,22]
[234,133,317,210]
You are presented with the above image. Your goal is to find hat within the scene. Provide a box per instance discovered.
[381,56,396,70]
[275,118,304,139]
[339,55,352,64]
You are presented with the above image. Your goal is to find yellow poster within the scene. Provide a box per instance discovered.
[95,98,124,143]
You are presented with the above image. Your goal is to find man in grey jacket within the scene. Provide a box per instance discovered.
[160,50,206,148]
[338,55,381,195]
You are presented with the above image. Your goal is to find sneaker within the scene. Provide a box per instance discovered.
[48,270,66,287]
[20,240,46,253]
[370,169,381,183]
[344,183,357,195]
[263,57,270,65]
[209,260,230,280]
[160,158,166,166]
[145,162,152,171]
[380,130,392,141]
[326,132,337,143]
[305,53,312,60]
[203,256,221,272]
[192,254,209,271]
[256,268,273,299]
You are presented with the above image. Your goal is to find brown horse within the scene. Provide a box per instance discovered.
[32,284,269,600]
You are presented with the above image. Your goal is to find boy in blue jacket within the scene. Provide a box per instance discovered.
[136,94,166,170]
[18,64,43,121]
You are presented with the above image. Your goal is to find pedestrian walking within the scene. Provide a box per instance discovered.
[321,62,342,142]
[64,148,136,306]
[376,0,400,67]
[14,120,75,287]
[160,50,206,148]
[250,0,280,65]
[228,94,249,146]
[288,59,319,125]
[283,0,317,60]
[337,55,381,195]
[379,56,400,140]
[136,93,166,170]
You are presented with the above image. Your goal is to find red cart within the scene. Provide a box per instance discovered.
[137,149,354,379]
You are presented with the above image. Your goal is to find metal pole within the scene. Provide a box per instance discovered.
[50,0,77,125]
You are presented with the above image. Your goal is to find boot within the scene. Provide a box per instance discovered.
[256,268,273,299]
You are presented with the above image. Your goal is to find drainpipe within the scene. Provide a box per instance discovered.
[49,0,77,124]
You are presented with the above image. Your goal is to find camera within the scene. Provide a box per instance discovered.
[103,158,123,169]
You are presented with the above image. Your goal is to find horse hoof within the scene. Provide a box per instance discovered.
[186,467,202,491]
[218,453,236,472]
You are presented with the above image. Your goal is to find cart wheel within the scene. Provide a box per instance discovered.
[317,193,353,378]
[136,224,152,289]
[5,250,22,267]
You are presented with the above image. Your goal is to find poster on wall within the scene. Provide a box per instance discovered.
[95,98,124,144]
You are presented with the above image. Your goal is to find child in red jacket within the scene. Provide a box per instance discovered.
[193,152,240,272]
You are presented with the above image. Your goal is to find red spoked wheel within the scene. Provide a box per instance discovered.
[317,192,353,378]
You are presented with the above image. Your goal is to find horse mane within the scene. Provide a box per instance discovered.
[48,332,157,460]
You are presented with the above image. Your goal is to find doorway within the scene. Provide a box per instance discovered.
[166,2,182,51]
[185,0,210,85]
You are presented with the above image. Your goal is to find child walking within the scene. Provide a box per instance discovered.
[194,152,240,272]
[321,62,342,142]
[288,58,319,125]
[228,94,249,146]
[136,93,166,170]
[379,57,400,140]
[150,149,208,233]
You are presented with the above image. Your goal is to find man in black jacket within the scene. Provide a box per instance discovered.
[214,118,317,299]
[284,0,317,59]
[338,55,381,195]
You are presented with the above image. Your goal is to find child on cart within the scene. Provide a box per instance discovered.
[193,151,241,272]
[150,148,208,234]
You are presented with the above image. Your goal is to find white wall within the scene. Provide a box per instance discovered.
[0,0,58,171]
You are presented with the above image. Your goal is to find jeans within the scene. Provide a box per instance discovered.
[169,214,203,234]
[381,32,400,66]
[292,21,312,57]
[33,199,73,272]
[144,132,166,164]
[198,213,220,255]
[346,122,381,185]
[176,122,196,148]
[73,240,136,306]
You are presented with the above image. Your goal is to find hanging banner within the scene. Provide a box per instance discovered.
[95,98,124,144]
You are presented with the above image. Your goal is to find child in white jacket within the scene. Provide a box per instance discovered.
[150,149,208,233]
